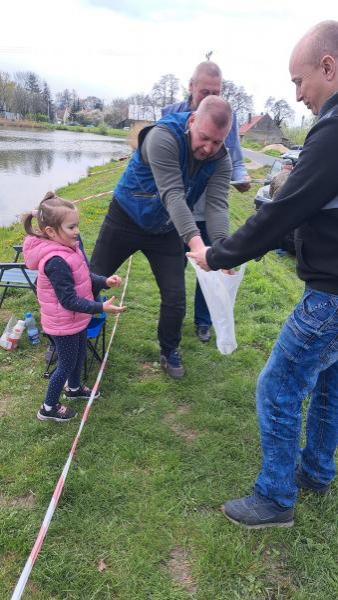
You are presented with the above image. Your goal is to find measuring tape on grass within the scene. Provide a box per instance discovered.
[11,256,132,600]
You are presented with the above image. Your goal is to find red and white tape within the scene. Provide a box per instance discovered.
[11,256,132,600]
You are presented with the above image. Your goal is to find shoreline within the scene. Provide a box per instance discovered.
[0,118,128,139]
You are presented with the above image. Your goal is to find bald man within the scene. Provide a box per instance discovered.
[91,96,233,379]
[188,20,338,528]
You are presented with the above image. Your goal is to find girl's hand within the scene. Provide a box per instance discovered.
[106,274,122,288]
[102,296,126,314]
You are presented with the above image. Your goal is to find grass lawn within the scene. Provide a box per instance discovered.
[0,165,337,599]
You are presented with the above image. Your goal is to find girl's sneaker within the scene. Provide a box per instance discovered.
[63,385,100,400]
[37,403,77,422]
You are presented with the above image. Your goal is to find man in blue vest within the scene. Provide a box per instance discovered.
[163,61,251,343]
[90,96,233,379]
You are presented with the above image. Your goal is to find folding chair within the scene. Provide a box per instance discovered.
[0,245,38,308]
[83,312,106,379]
[43,312,107,381]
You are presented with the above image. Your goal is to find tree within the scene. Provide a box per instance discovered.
[0,71,13,112]
[151,74,179,107]
[25,71,41,95]
[83,96,103,110]
[55,89,72,110]
[69,99,78,122]
[20,71,46,116]
[125,92,159,122]
[12,72,32,117]
[220,80,254,125]
[42,81,55,121]
[264,96,295,127]
[104,97,129,127]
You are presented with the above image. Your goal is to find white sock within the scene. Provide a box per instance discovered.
[68,386,80,392]
[44,403,53,412]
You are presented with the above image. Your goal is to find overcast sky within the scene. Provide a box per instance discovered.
[1,0,337,123]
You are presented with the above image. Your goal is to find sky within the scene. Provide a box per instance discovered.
[1,0,338,124]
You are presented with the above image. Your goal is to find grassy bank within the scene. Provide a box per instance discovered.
[0,118,128,138]
[0,166,337,599]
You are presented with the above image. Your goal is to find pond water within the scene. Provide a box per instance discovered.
[0,128,130,227]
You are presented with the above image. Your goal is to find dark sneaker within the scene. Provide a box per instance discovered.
[195,325,211,343]
[222,490,294,529]
[160,350,185,380]
[37,403,77,422]
[64,385,100,400]
[294,465,330,496]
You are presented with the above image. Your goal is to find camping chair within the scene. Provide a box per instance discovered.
[0,245,38,308]
[43,311,107,381]
[83,312,107,379]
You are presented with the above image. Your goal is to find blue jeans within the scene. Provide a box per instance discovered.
[194,221,212,327]
[255,288,338,508]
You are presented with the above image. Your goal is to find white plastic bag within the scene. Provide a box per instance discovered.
[188,259,246,354]
[0,315,17,350]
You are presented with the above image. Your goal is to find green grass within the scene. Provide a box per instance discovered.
[0,168,337,599]
[0,118,128,138]
[51,124,129,138]
[263,149,282,157]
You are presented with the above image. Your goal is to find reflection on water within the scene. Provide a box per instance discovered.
[0,128,130,227]
[1,150,56,176]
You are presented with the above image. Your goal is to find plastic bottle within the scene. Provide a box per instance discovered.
[25,312,40,345]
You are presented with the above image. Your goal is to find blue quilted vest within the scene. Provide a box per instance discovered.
[114,112,218,234]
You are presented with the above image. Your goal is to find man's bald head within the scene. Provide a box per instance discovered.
[195,95,233,130]
[188,96,232,161]
[191,61,222,82]
[289,20,338,114]
[188,61,223,109]
[299,20,338,67]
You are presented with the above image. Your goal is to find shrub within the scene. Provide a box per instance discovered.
[97,121,108,135]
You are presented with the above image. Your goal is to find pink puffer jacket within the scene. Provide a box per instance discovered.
[23,236,93,335]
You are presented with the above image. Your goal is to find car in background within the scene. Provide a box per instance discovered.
[254,149,301,210]
[254,159,284,210]
[280,147,302,162]
[253,152,301,256]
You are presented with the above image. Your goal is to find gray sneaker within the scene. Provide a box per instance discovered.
[222,490,294,529]
[160,350,185,380]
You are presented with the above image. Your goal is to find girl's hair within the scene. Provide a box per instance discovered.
[23,192,76,237]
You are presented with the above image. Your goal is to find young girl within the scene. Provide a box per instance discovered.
[23,192,126,423]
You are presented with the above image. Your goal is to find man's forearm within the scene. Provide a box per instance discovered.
[164,190,201,242]
[187,235,205,251]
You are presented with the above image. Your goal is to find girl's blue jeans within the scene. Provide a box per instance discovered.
[255,287,338,508]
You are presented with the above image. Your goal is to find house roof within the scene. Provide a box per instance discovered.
[239,115,264,135]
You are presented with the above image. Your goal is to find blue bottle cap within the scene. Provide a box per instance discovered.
[25,312,32,318]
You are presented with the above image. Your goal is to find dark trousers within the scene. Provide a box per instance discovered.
[44,329,87,407]
[192,221,212,328]
[90,199,186,354]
